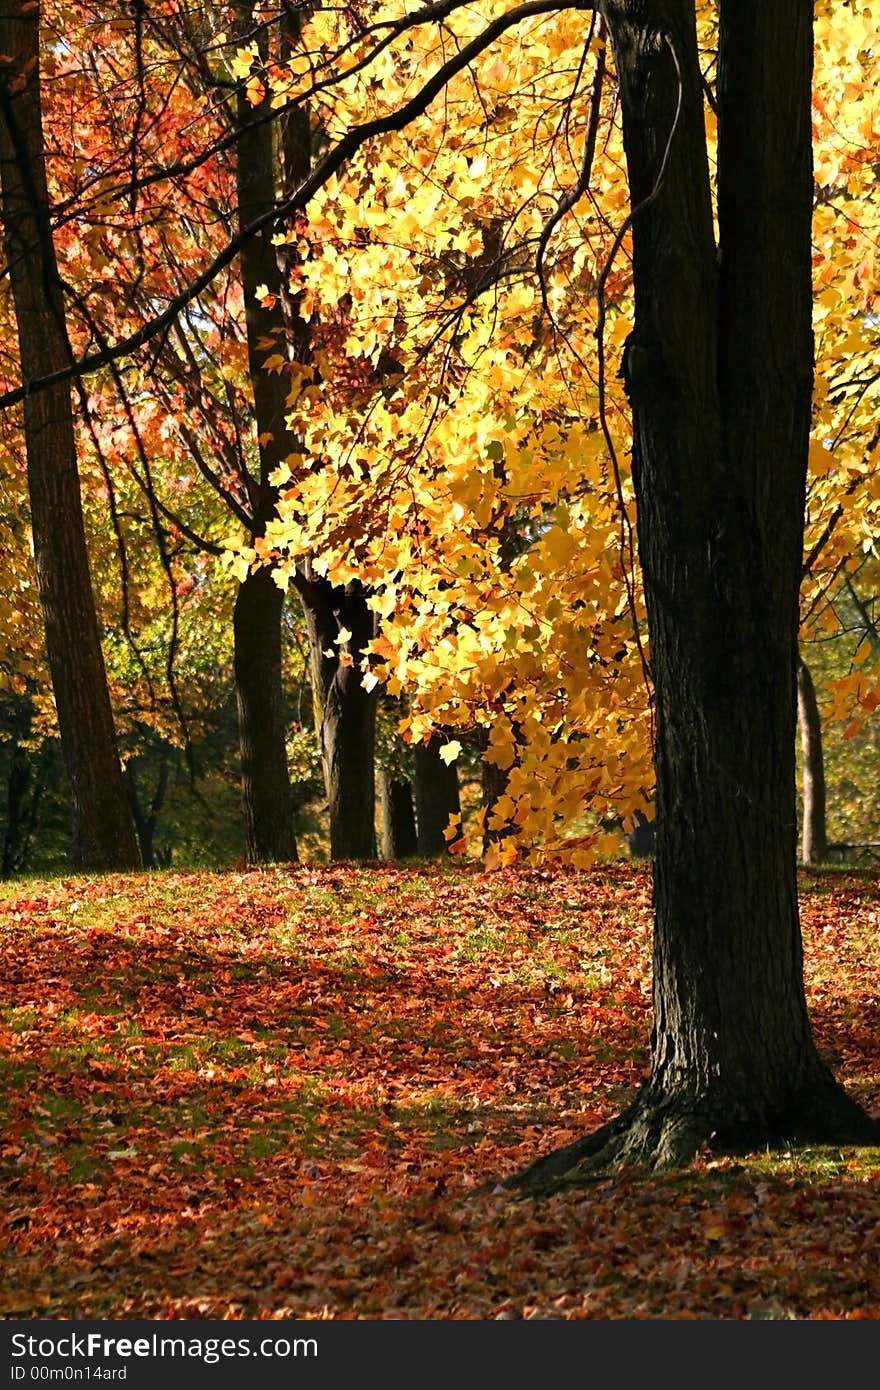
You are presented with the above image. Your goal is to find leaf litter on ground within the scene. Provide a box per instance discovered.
[1,862,879,1319]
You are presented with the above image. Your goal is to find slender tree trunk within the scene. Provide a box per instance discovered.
[797,657,828,864]
[274,53,379,861]
[301,573,378,859]
[124,747,170,871]
[2,739,43,877]
[628,809,655,858]
[232,10,298,863]
[414,735,461,856]
[480,755,509,856]
[0,1,138,871]
[378,771,418,859]
[513,0,876,1187]
[479,726,518,855]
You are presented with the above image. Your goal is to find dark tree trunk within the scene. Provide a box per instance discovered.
[480,754,509,855]
[233,567,298,863]
[378,771,418,859]
[512,0,877,1187]
[231,9,298,863]
[628,809,655,858]
[301,573,378,860]
[280,61,380,862]
[2,744,31,878]
[414,735,461,857]
[2,740,43,877]
[479,724,519,855]
[0,1,139,871]
[124,748,171,870]
[235,13,379,861]
[797,658,828,865]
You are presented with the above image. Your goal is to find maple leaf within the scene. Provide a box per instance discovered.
[439,741,462,765]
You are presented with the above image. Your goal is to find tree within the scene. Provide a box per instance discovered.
[154,3,380,861]
[230,12,299,864]
[144,0,879,1167]
[513,0,879,1182]
[413,735,461,857]
[0,0,139,870]
[797,658,828,865]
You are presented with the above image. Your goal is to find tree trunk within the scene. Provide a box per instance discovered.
[480,754,509,856]
[414,735,461,856]
[124,747,171,871]
[512,0,877,1187]
[628,809,655,858]
[233,566,298,862]
[2,739,44,878]
[797,658,828,865]
[378,771,418,859]
[231,8,299,864]
[234,9,380,861]
[0,1,139,871]
[301,573,378,860]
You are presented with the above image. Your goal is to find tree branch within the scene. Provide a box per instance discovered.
[0,0,595,412]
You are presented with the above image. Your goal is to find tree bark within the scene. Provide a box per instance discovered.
[378,771,418,859]
[628,809,655,858]
[273,39,380,861]
[2,739,44,878]
[232,10,298,863]
[511,0,877,1187]
[0,0,139,871]
[232,566,298,862]
[480,754,509,856]
[797,657,828,864]
[414,735,461,856]
[124,746,171,871]
[301,573,378,860]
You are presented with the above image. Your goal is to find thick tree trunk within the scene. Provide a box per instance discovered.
[378,771,418,859]
[512,0,876,1187]
[797,658,828,864]
[231,11,299,863]
[414,736,461,856]
[233,567,298,862]
[0,1,139,871]
[301,573,378,860]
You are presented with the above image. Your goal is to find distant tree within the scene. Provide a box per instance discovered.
[797,658,828,865]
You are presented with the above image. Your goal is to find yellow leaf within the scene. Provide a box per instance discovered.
[443,813,463,841]
[702,1215,728,1242]
[439,741,462,765]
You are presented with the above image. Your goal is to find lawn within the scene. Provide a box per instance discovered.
[1,862,879,1319]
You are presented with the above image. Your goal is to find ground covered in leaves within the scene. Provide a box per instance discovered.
[1,862,880,1320]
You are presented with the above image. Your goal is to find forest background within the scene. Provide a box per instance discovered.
[0,0,878,879]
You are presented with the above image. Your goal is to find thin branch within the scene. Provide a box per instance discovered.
[0,0,596,412]
[535,14,605,322]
